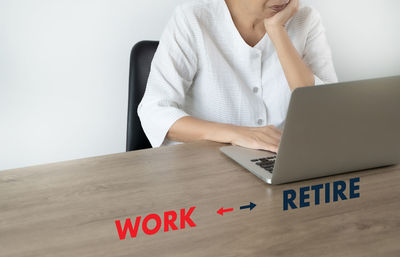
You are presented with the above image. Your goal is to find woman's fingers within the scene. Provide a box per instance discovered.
[261,143,279,153]
[263,126,282,141]
[230,125,282,153]
[250,133,278,152]
[259,127,281,152]
[263,134,280,147]
[270,125,283,135]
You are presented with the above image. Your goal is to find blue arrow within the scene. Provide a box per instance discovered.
[240,202,256,211]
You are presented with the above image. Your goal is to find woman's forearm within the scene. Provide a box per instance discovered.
[267,26,315,91]
[166,116,283,152]
[166,116,236,143]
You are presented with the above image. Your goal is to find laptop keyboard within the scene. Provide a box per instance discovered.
[251,156,276,173]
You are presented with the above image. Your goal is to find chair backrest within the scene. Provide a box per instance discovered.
[126,40,159,151]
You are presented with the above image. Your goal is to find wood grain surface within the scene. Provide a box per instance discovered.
[1,141,399,257]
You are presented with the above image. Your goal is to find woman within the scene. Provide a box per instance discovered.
[138,0,337,153]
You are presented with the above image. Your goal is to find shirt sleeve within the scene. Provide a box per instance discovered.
[302,7,338,86]
[137,5,198,147]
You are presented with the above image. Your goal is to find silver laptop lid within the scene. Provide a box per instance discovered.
[272,76,400,184]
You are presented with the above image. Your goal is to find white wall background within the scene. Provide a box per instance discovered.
[1,0,399,171]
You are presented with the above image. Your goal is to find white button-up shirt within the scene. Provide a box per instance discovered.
[138,0,338,147]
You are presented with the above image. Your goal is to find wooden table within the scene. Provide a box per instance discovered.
[1,141,399,257]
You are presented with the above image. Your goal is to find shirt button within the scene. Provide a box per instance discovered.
[252,51,261,58]
[253,87,259,93]
[257,119,263,125]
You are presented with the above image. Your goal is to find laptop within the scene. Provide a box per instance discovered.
[220,76,400,184]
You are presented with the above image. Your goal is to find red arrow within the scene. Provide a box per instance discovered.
[217,207,234,216]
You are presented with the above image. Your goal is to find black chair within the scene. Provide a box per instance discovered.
[126,40,159,151]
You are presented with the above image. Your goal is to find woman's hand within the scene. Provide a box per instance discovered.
[261,0,314,91]
[264,0,299,31]
[229,125,282,153]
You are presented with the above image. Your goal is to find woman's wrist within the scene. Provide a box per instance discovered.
[202,122,239,144]
[265,25,286,39]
